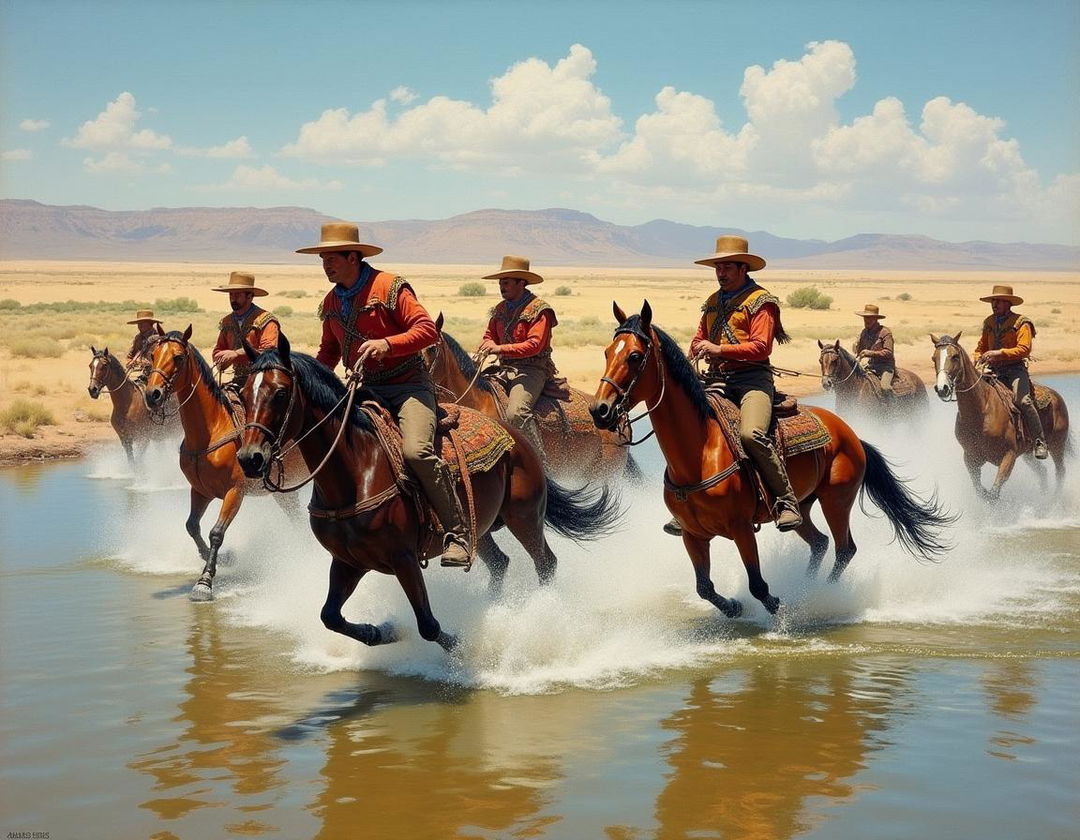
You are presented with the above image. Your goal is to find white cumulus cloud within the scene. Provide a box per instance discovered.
[177,136,255,158]
[83,152,172,174]
[19,119,50,132]
[64,92,172,151]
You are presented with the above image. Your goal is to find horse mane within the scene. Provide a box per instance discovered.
[160,330,231,410]
[442,331,493,393]
[95,347,126,380]
[251,349,376,433]
[616,315,716,422]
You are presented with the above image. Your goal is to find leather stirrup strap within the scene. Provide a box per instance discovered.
[446,426,477,571]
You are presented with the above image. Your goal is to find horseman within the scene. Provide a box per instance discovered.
[477,255,559,457]
[665,235,800,536]
[298,222,472,569]
[211,272,281,393]
[853,304,895,402]
[125,308,162,385]
[973,284,1048,459]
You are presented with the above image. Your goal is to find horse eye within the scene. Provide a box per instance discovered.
[272,388,289,403]
[628,351,644,365]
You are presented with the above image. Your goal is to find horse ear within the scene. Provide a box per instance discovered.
[640,299,653,331]
[279,332,292,367]
[817,339,824,349]
[833,339,840,350]
[613,301,627,325]
[929,333,939,344]
[435,312,444,332]
[103,346,109,356]
[182,324,193,342]
[90,345,97,355]
[242,337,259,362]
[952,331,963,342]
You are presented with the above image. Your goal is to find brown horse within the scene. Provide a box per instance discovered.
[424,315,641,485]
[590,301,953,618]
[88,345,178,467]
[930,333,1070,499]
[817,339,928,421]
[143,326,302,601]
[235,336,620,652]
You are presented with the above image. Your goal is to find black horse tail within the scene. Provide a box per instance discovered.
[623,450,646,486]
[859,441,956,562]
[544,479,623,543]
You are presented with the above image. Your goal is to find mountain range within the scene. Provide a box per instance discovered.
[1,199,1076,270]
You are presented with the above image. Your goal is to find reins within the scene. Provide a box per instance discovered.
[603,327,667,446]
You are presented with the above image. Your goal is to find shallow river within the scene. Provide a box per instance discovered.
[2,379,1078,840]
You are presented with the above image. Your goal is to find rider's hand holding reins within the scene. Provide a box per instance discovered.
[478,338,499,357]
[355,338,391,366]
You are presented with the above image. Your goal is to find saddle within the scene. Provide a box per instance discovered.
[484,374,597,437]
[983,376,1053,449]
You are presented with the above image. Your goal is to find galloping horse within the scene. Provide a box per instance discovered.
[236,336,620,652]
[590,302,953,618]
[930,333,1070,499]
[143,326,301,601]
[87,345,178,467]
[425,316,640,485]
[817,339,928,421]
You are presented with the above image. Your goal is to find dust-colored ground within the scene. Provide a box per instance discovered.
[1,260,1077,466]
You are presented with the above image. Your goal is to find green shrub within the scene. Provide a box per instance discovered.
[554,286,572,296]
[786,287,833,310]
[458,282,487,297]
[1051,307,1061,314]
[1,398,56,437]
[154,296,201,312]
[280,289,309,298]
[7,335,65,358]
[0,298,21,310]
[896,292,912,301]
[276,305,294,317]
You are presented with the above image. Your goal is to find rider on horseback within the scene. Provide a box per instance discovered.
[665,235,801,536]
[125,308,162,385]
[853,304,895,402]
[477,255,559,458]
[211,272,281,393]
[299,222,472,569]
[974,284,1048,460]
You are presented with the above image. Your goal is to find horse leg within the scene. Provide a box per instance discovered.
[792,495,830,578]
[185,489,213,563]
[395,552,457,651]
[988,450,1019,501]
[190,486,244,601]
[476,532,510,596]
[682,534,744,618]
[319,559,395,646]
[729,527,781,614]
[816,489,858,582]
[963,450,990,499]
[501,502,557,586]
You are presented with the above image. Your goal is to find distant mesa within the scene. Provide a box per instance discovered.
[0,199,1076,270]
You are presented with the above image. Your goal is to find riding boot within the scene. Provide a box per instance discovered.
[421,461,473,569]
[747,430,802,532]
[663,516,683,536]
[1019,397,1048,459]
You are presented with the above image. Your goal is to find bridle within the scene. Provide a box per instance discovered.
[932,336,981,401]
[818,345,860,389]
[89,352,134,395]
[600,325,667,446]
[146,337,199,419]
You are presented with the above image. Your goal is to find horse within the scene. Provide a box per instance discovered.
[590,301,954,618]
[235,335,621,652]
[143,325,302,601]
[87,345,178,468]
[424,315,641,486]
[817,339,928,422]
[930,332,1070,499]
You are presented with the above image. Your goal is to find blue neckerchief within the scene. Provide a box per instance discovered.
[505,289,535,311]
[334,262,373,320]
[718,279,760,308]
[232,304,254,323]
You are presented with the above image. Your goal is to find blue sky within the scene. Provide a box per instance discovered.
[2,0,1077,244]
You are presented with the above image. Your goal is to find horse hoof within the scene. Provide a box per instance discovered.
[376,621,398,645]
[437,631,459,652]
[763,595,781,615]
[723,598,743,619]
[190,583,213,602]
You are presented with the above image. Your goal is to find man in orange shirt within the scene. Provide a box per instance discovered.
[477,255,558,456]
[211,272,280,392]
[665,235,800,536]
[974,285,1047,459]
[299,222,472,568]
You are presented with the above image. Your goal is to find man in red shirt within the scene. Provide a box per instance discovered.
[298,222,471,568]
[666,235,801,536]
[211,272,281,392]
[477,255,557,456]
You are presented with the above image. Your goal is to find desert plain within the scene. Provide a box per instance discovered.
[0,259,1077,465]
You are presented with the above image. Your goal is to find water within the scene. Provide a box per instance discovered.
[1,378,1077,839]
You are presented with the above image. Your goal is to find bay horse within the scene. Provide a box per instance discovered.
[235,335,621,652]
[930,333,1070,499]
[87,345,178,468]
[425,315,641,485]
[590,301,953,618]
[143,326,302,601]
[817,339,928,421]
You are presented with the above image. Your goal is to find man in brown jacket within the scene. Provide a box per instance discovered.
[853,304,895,401]
[125,308,162,384]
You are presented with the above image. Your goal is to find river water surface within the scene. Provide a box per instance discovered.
[2,378,1078,840]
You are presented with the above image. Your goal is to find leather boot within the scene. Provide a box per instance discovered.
[1019,399,1048,460]
[424,462,472,569]
[1032,439,1048,460]
[748,431,803,532]
[663,516,683,536]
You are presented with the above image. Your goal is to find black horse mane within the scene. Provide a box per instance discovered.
[616,315,716,423]
[442,331,493,393]
[160,331,231,410]
[250,349,376,433]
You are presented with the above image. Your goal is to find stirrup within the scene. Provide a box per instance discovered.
[440,534,472,569]
[662,516,683,536]
[774,503,802,532]
[1032,439,1049,460]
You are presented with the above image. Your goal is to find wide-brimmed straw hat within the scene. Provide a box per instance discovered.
[211,271,268,297]
[295,222,383,258]
[694,234,766,272]
[482,255,544,285]
[979,284,1023,305]
[855,304,886,319]
[126,308,162,325]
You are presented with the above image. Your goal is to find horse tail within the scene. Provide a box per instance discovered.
[623,450,646,485]
[544,479,623,543]
[859,441,956,562]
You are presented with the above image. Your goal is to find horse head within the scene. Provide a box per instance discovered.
[87,345,111,398]
[238,333,299,479]
[589,300,658,431]
[930,331,964,401]
[144,324,193,409]
[817,339,844,391]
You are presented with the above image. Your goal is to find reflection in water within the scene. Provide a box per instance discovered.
[653,659,911,840]
[981,660,1039,762]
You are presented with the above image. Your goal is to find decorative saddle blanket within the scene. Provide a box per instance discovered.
[888,368,923,398]
[706,392,832,460]
[484,377,598,436]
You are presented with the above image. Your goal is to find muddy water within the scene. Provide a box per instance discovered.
[1,379,1077,840]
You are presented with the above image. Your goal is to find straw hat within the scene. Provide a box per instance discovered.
[295,222,383,257]
[979,284,1023,305]
[482,255,544,285]
[211,271,268,297]
[855,304,886,319]
[126,308,162,325]
[694,235,766,272]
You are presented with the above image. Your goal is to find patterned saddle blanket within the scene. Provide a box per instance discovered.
[485,377,598,436]
[706,393,832,460]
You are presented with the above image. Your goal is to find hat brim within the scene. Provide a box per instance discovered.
[694,252,767,272]
[855,311,885,318]
[481,270,544,284]
[979,294,1023,305]
[211,286,269,296]
[126,318,163,325]
[295,242,383,257]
